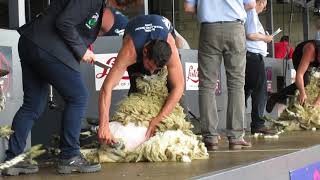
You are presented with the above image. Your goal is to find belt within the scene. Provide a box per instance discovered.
[247,51,263,57]
[202,19,244,25]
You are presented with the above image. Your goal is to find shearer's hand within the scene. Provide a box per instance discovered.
[98,126,117,144]
[298,92,307,105]
[145,118,159,140]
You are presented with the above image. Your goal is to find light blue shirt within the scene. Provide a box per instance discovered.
[185,0,253,23]
[245,9,268,57]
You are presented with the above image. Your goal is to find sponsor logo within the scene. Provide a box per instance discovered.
[86,12,99,29]
[95,54,130,90]
[135,24,164,32]
[187,65,199,83]
[114,29,125,36]
[0,49,11,95]
[95,56,129,80]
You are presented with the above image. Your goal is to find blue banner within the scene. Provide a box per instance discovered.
[290,161,320,180]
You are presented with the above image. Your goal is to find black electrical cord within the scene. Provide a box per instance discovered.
[283,1,285,36]
[25,0,31,23]
[281,1,286,90]
[282,0,294,89]
[44,0,59,110]
[172,0,175,29]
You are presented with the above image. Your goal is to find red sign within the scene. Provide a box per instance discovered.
[0,51,11,93]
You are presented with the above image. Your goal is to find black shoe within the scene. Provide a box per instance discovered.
[266,93,279,113]
[2,160,39,176]
[57,154,101,174]
[251,126,277,135]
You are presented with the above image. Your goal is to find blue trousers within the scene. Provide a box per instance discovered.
[6,36,88,160]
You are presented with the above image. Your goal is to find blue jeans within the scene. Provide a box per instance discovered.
[6,36,88,160]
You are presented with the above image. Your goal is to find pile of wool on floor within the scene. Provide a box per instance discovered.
[267,68,320,131]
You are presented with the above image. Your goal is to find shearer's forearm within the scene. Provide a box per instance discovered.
[296,74,306,95]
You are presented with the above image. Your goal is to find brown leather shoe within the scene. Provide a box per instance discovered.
[251,126,277,135]
[229,139,252,150]
[204,142,219,151]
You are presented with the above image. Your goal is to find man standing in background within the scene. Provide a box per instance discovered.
[184,0,255,150]
[244,0,275,135]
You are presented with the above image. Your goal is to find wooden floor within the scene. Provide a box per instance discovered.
[2,131,320,180]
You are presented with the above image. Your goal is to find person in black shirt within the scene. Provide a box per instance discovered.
[98,15,184,144]
[267,40,320,112]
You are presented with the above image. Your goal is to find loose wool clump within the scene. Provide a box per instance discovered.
[0,125,13,138]
[0,86,6,111]
[84,67,208,163]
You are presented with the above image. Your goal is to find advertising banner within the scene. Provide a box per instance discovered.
[185,62,221,95]
[94,53,130,91]
[0,46,12,98]
[290,161,320,180]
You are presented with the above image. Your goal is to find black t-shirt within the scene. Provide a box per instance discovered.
[292,40,320,70]
[124,14,173,93]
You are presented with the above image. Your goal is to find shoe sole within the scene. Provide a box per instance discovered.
[2,167,39,176]
[57,164,101,174]
[206,146,219,151]
[251,132,276,136]
[229,144,252,150]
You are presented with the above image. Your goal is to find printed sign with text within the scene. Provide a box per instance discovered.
[0,46,12,98]
[185,63,221,95]
[185,63,199,90]
[94,53,130,91]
